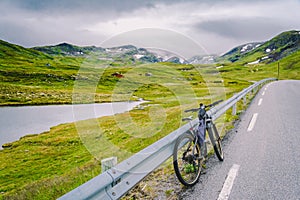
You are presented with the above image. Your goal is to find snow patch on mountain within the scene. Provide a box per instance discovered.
[240,42,263,54]
[241,44,254,52]
[133,54,144,59]
[248,60,260,65]
[146,48,187,63]
[188,55,217,64]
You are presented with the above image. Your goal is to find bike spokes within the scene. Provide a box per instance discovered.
[173,134,203,186]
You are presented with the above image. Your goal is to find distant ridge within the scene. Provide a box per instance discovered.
[219,30,300,64]
[32,43,185,63]
[33,43,104,56]
[1,30,299,65]
[0,39,49,59]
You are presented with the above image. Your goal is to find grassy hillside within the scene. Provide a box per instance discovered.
[0,40,84,105]
[219,50,300,81]
[32,43,104,56]
[0,41,167,106]
[220,30,300,64]
[0,40,50,59]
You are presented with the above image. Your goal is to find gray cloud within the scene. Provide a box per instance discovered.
[0,0,165,14]
[0,0,275,14]
[196,17,289,41]
[0,0,299,54]
[101,28,207,58]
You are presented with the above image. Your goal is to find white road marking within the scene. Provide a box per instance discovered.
[262,91,265,96]
[258,98,263,106]
[247,113,258,132]
[217,164,240,200]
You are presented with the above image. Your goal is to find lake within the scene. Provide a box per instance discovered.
[0,101,144,147]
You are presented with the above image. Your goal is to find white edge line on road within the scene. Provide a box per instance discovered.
[262,91,265,96]
[247,113,258,132]
[258,98,263,106]
[217,164,240,200]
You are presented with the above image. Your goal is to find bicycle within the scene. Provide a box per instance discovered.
[173,100,224,186]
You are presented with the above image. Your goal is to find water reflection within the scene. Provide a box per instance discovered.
[0,101,143,147]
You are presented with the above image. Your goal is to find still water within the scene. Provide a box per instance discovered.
[0,101,143,147]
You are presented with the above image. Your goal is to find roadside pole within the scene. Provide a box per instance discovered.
[277,62,280,80]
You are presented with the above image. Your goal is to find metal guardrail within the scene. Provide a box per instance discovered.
[59,78,276,200]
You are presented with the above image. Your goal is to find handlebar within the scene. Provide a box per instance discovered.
[184,99,223,113]
[206,99,223,108]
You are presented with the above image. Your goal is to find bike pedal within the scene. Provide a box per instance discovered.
[195,155,203,160]
[197,156,206,162]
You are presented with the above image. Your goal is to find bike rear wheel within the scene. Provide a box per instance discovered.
[173,133,203,186]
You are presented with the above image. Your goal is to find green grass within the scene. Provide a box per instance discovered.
[0,123,93,199]
[218,50,300,81]
[0,45,82,105]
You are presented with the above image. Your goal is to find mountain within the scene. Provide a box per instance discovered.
[32,43,175,63]
[220,42,263,62]
[1,30,300,106]
[220,30,300,64]
[0,40,186,64]
[188,55,218,64]
[1,30,299,66]
[33,43,104,56]
[145,48,186,63]
[1,40,186,64]
[0,39,50,59]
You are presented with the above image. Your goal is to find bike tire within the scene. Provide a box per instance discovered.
[173,133,203,186]
[213,138,224,161]
[211,125,224,161]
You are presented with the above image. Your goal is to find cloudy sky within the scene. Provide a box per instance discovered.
[0,0,299,56]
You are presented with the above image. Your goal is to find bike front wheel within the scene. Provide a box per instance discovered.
[173,133,203,186]
[210,124,224,161]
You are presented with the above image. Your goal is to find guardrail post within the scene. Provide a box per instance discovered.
[254,87,258,94]
[243,95,247,106]
[232,103,236,115]
[231,93,237,115]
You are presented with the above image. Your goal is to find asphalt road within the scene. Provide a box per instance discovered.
[181,80,300,200]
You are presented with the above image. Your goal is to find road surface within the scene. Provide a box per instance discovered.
[181,80,300,200]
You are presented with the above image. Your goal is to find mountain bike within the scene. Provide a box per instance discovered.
[173,100,224,186]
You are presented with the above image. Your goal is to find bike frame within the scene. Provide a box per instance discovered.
[185,113,221,159]
[186,119,200,157]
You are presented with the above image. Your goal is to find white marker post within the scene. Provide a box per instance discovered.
[101,157,117,173]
